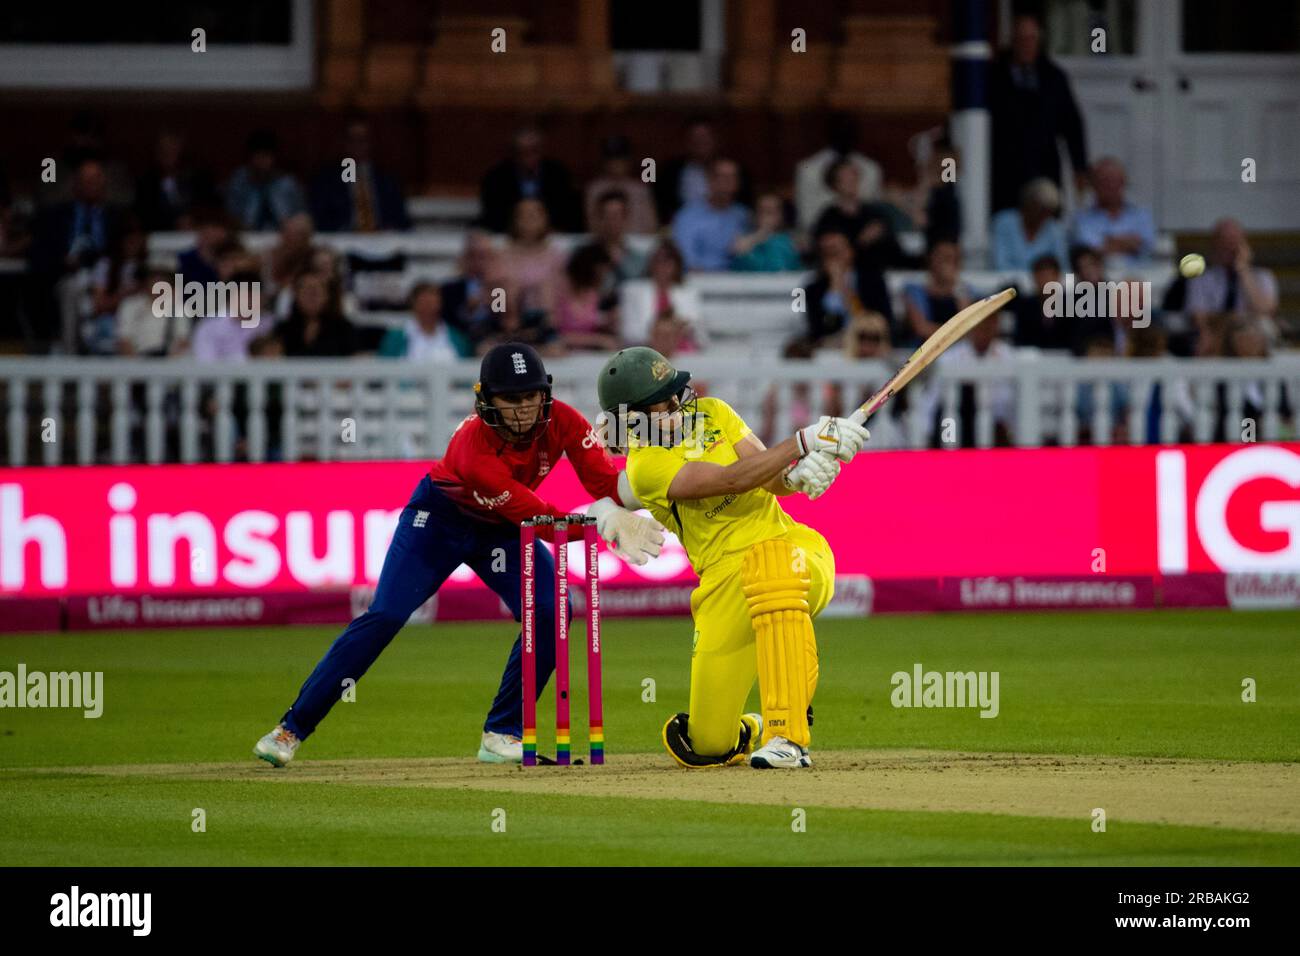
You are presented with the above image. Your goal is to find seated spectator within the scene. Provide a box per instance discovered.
[225,129,306,231]
[794,113,883,232]
[117,267,191,356]
[671,158,751,272]
[901,240,973,347]
[922,313,1015,447]
[1070,157,1155,266]
[654,118,753,225]
[479,126,581,234]
[134,131,217,232]
[442,230,500,355]
[1186,218,1280,346]
[801,230,893,348]
[647,311,703,359]
[1074,334,1127,445]
[584,135,657,234]
[276,271,359,357]
[991,178,1070,272]
[81,219,149,354]
[811,159,903,271]
[554,244,620,353]
[1116,325,1172,445]
[265,213,315,299]
[178,208,236,288]
[886,135,962,248]
[310,119,410,233]
[824,311,897,422]
[590,189,648,285]
[497,198,566,329]
[731,194,802,272]
[379,283,465,361]
[191,267,263,362]
[620,240,703,347]
[28,158,125,351]
[1012,254,1073,350]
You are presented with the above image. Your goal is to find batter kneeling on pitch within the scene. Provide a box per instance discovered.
[597,347,867,769]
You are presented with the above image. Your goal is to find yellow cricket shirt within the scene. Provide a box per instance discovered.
[625,396,798,576]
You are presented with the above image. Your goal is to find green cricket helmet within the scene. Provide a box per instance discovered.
[596,347,697,447]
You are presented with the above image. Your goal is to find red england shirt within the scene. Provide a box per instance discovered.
[428,399,619,540]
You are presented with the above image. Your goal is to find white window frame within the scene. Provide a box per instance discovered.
[0,0,313,91]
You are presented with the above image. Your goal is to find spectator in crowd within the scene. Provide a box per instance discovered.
[553,243,620,353]
[1116,324,1173,445]
[276,271,359,357]
[922,312,1016,447]
[1185,218,1280,346]
[225,129,306,231]
[991,178,1070,272]
[671,158,751,272]
[1074,333,1127,445]
[55,111,134,205]
[811,158,904,271]
[1012,254,1073,351]
[887,134,964,249]
[177,209,236,287]
[28,158,125,350]
[802,229,894,348]
[824,310,897,423]
[584,135,657,234]
[989,12,1088,213]
[619,240,703,347]
[590,189,648,285]
[497,198,567,334]
[379,282,466,361]
[901,239,973,347]
[479,125,581,234]
[441,230,501,355]
[1067,247,1143,356]
[654,118,753,225]
[134,132,217,232]
[759,338,816,446]
[1070,157,1155,266]
[190,266,264,362]
[731,194,802,272]
[265,213,315,300]
[117,266,191,357]
[794,113,884,232]
[648,310,703,360]
[81,219,149,354]
[310,119,410,233]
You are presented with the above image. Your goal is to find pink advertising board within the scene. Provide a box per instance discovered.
[2,442,1299,629]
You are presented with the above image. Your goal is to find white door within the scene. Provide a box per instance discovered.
[1042,0,1300,230]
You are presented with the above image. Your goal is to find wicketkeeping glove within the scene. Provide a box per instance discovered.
[587,497,666,566]
[794,416,871,462]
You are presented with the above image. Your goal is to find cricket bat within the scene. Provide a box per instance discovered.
[848,287,1017,426]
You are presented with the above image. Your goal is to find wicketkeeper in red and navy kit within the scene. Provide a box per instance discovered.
[254,343,665,767]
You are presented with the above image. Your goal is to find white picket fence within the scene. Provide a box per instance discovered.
[2,354,1296,466]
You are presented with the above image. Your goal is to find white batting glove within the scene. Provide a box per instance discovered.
[782,451,841,499]
[588,498,666,566]
[794,416,871,462]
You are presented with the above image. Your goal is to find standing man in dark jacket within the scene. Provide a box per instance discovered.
[479,126,581,234]
[990,13,1089,213]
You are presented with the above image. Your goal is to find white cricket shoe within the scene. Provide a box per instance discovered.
[478,731,523,764]
[750,735,812,769]
[253,724,300,767]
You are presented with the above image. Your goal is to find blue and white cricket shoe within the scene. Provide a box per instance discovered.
[749,735,812,769]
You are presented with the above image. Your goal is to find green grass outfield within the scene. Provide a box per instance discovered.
[1,609,1297,865]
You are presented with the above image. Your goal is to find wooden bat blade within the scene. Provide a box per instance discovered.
[850,287,1017,425]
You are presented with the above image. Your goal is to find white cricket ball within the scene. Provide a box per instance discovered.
[1179,253,1206,279]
